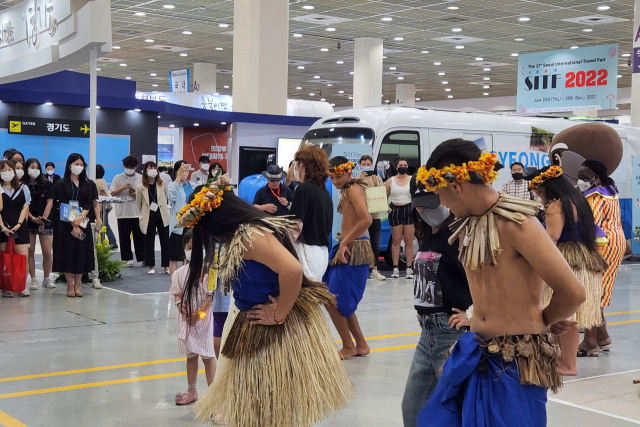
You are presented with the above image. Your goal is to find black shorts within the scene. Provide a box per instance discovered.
[170,232,186,262]
[389,203,413,227]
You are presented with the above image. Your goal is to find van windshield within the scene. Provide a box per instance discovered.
[301,127,375,146]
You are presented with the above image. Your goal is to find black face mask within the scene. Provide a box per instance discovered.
[397,167,408,175]
[512,172,524,181]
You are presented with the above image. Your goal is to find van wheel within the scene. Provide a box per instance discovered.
[383,235,418,270]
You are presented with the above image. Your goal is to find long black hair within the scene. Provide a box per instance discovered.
[535,166,598,252]
[581,160,618,195]
[182,189,315,326]
[207,162,225,181]
[412,209,455,243]
[23,158,48,197]
[63,153,91,198]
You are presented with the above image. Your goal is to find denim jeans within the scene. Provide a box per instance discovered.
[401,312,463,427]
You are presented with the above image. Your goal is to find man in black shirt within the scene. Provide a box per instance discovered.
[253,165,294,216]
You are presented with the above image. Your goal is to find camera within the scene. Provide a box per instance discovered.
[337,42,341,50]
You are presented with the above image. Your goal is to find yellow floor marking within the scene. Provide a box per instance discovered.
[370,344,417,353]
[608,319,640,326]
[605,309,640,316]
[0,410,29,427]
[335,331,420,344]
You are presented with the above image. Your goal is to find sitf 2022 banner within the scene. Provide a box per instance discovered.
[516,43,618,113]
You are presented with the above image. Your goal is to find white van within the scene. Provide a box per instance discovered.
[301,105,639,263]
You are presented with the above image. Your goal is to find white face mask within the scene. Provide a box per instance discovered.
[419,206,451,228]
[1,171,15,182]
[147,169,158,178]
[15,169,24,179]
[28,169,41,179]
[46,169,54,176]
[293,162,302,181]
[576,179,592,193]
[70,165,84,176]
[184,250,192,261]
[201,164,210,171]
[125,168,136,176]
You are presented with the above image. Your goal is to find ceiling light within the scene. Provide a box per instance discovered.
[339,90,344,94]
[145,39,154,43]
[483,67,491,71]
[397,76,404,80]
[309,93,315,96]
[152,84,158,87]
[381,17,393,21]
[149,59,156,62]
[326,27,336,32]
[302,5,314,9]
[511,53,519,57]
[293,33,302,37]
[221,122,227,125]
[44,102,53,106]
[150,73,157,76]
[112,45,121,49]
[157,115,161,118]
[598,5,610,10]
[445,88,451,92]
[438,72,445,76]
[134,108,141,112]
[314,75,320,79]
[134,12,146,16]
[349,71,354,75]
[421,50,429,54]
[519,16,530,22]
[330,103,336,107]
[215,47,223,50]
[483,85,490,88]
[448,95,453,98]
[382,56,387,59]
[434,61,441,65]
[415,98,420,101]
[126,76,131,80]
[571,46,579,49]
[389,66,397,70]
[442,81,448,84]
[447,6,459,10]
[327,83,333,86]
[180,53,187,56]
[321,98,326,101]
[452,27,462,32]
[120,63,127,67]
[224,85,230,88]
[219,23,229,28]
[583,28,593,32]
[169,124,175,128]
[394,36,404,41]
[182,30,192,35]
[214,92,219,95]
[163,4,175,9]
[483,77,490,80]
[514,38,524,41]
[455,45,464,49]
[96,106,100,109]
[617,74,622,78]
[622,53,631,57]
[483,92,489,96]
[336,60,344,64]
[194,123,199,126]
[296,86,302,90]
[475,57,483,61]
[320,48,329,52]
[297,66,305,69]
[152,91,158,93]
[348,96,353,99]
[96,67,101,71]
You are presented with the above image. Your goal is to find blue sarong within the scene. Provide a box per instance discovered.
[322,237,370,317]
[418,333,548,427]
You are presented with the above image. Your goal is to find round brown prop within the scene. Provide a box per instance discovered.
[549,123,623,174]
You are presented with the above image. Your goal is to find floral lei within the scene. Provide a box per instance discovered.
[529,166,563,191]
[416,152,503,192]
[329,161,356,176]
[176,174,232,228]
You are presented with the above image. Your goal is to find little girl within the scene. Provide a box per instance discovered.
[170,229,216,405]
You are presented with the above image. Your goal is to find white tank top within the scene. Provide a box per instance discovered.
[388,176,411,205]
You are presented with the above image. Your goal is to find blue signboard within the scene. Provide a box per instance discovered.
[632,156,640,254]
[516,43,618,113]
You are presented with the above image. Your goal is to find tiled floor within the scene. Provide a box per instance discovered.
[0,259,639,426]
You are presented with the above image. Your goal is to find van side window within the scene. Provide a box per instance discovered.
[377,130,420,181]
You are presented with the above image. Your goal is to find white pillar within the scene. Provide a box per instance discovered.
[353,37,383,109]
[193,63,217,93]
[232,0,288,115]
[632,0,640,126]
[89,45,97,180]
[396,83,415,106]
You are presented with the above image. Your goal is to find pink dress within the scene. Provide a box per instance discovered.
[169,265,215,358]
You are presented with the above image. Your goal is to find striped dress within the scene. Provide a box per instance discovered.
[584,187,626,307]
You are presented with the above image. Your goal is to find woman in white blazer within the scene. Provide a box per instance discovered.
[136,161,170,274]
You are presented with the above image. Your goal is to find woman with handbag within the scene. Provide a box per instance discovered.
[359,155,385,281]
[0,160,31,297]
[136,161,171,275]
[385,158,415,280]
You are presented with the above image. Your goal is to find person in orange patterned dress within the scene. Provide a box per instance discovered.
[576,160,625,357]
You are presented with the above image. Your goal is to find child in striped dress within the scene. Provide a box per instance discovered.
[170,230,216,405]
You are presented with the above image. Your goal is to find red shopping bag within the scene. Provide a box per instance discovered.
[0,238,27,293]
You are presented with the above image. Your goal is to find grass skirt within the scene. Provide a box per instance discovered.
[544,241,608,329]
[194,284,355,427]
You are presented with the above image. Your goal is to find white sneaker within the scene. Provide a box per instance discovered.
[2,291,13,298]
[30,278,39,290]
[370,270,386,281]
[42,278,56,289]
[406,268,414,280]
[20,289,31,297]
[391,268,400,279]
[92,279,102,289]
[164,268,170,275]
[148,269,155,275]
[126,260,134,267]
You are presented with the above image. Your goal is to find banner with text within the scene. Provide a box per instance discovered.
[516,43,618,113]
[8,116,90,138]
[169,69,190,93]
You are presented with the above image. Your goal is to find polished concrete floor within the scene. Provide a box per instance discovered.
[1,253,639,426]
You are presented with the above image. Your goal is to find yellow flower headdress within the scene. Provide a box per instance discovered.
[176,174,233,228]
[329,161,356,176]
[529,166,563,191]
[416,152,503,192]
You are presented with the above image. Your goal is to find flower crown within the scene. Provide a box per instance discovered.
[416,152,503,192]
[177,174,232,228]
[529,166,563,191]
[329,161,356,176]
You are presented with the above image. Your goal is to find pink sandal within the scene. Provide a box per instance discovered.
[175,391,198,405]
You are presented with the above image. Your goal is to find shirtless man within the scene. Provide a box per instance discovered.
[323,156,374,359]
[415,139,586,427]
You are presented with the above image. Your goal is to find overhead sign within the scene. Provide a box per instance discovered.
[169,69,190,93]
[0,0,112,84]
[516,43,618,113]
[7,116,90,138]
[136,91,232,111]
